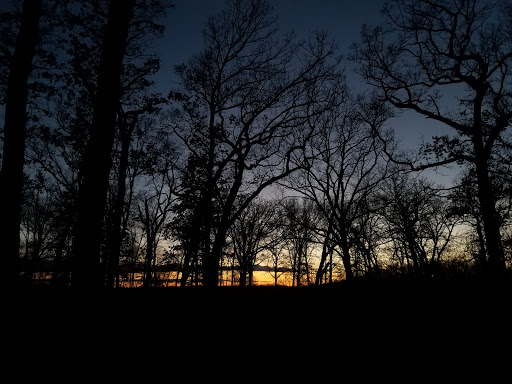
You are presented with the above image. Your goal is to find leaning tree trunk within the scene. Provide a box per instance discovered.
[0,0,42,288]
[315,220,333,285]
[72,0,135,288]
[340,240,353,281]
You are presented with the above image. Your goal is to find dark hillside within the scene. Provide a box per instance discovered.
[4,281,512,383]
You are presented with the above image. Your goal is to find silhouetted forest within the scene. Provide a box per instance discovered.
[2,0,512,289]
[2,0,512,382]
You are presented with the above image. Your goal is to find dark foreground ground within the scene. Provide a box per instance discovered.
[2,279,512,383]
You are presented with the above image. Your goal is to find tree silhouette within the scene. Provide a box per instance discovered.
[230,198,279,286]
[351,0,512,277]
[172,155,210,286]
[286,99,391,280]
[169,0,342,287]
[277,198,320,286]
[73,0,136,288]
[2,0,511,291]
[133,126,178,288]
[0,0,42,287]
[380,172,459,277]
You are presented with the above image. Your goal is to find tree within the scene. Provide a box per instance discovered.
[20,178,55,284]
[230,198,279,286]
[73,0,136,288]
[267,250,288,286]
[380,172,459,277]
[351,0,512,277]
[280,198,319,286]
[0,0,42,286]
[20,0,170,287]
[172,155,210,286]
[133,126,178,288]
[449,169,488,269]
[286,99,391,281]
[170,0,342,287]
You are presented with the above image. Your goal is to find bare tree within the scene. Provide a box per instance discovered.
[351,0,512,277]
[351,192,386,277]
[131,125,178,288]
[280,198,319,286]
[286,100,391,281]
[169,0,342,287]
[19,0,170,287]
[265,241,289,286]
[380,172,459,277]
[20,180,55,284]
[135,173,176,288]
[229,198,279,286]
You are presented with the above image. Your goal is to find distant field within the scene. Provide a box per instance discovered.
[4,280,512,383]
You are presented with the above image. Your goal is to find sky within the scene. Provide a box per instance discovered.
[0,0,457,185]
[161,0,385,87]
[160,0,456,184]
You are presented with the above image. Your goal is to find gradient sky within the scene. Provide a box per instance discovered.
[160,0,456,185]
[0,0,457,185]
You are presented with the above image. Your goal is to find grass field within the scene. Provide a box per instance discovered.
[3,279,512,383]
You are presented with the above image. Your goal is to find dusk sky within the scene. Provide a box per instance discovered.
[4,4,511,377]
[161,0,384,91]
[162,0,384,68]
[160,0,456,184]
[0,0,456,183]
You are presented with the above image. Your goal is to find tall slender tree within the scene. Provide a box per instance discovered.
[72,0,136,288]
[0,0,42,287]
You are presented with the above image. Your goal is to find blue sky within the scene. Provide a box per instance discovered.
[161,0,385,88]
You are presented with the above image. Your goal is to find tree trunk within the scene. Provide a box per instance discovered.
[144,234,154,289]
[305,247,311,286]
[329,248,333,283]
[72,0,135,288]
[106,115,137,288]
[51,225,69,287]
[231,255,235,286]
[248,265,254,287]
[470,87,506,277]
[201,198,213,287]
[473,155,505,277]
[0,0,41,287]
[296,245,302,287]
[180,246,192,286]
[474,215,487,269]
[340,241,353,281]
[205,223,229,287]
[239,268,247,287]
[316,222,333,285]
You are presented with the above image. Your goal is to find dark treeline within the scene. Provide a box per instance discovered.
[2,0,512,289]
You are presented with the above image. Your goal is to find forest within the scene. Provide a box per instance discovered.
[2,0,512,289]
[3,0,512,382]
